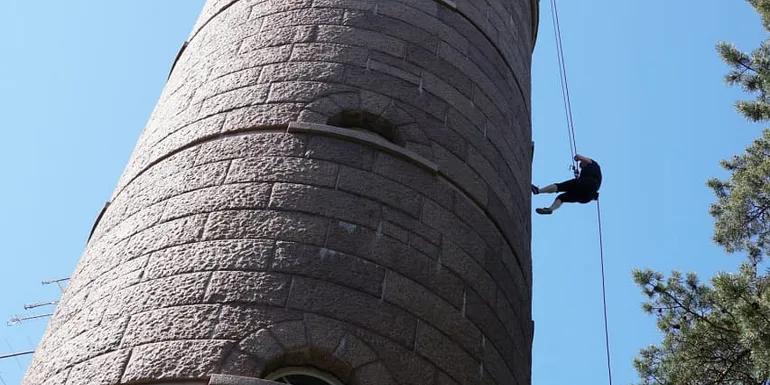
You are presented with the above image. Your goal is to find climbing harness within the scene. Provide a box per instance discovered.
[548,1,613,384]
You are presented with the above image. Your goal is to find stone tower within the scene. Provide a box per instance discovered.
[23,0,538,384]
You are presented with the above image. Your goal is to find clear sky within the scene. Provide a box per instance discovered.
[0,1,765,385]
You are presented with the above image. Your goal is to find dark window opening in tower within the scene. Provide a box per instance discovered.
[265,367,344,385]
[326,110,402,145]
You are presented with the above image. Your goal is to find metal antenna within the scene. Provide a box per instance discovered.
[0,351,34,360]
[41,278,69,293]
[2,276,69,365]
[7,313,53,327]
[23,301,58,310]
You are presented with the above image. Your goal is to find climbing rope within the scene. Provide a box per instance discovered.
[548,0,578,172]
[548,1,613,385]
[596,199,613,385]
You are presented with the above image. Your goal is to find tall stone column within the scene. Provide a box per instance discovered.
[23,0,539,384]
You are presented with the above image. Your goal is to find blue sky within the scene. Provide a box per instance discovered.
[0,1,764,384]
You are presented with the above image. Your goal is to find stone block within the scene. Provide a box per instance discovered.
[161,182,273,222]
[121,340,234,383]
[259,61,346,84]
[405,44,473,99]
[222,103,305,132]
[209,45,293,80]
[122,214,208,261]
[267,319,307,350]
[325,223,464,309]
[192,67,262,105]
[195,133,307,166]
[409,233,439,258]
[272,241,385,296]
[103,272,211,321]
[249,0,313,19]
[210,374,277,385]
[422,199,486,263]
[203,209,330,247]
[48,316,129,371]
[415,322,479,385]
[225,156,339,188]
[432,144,488,207]
[269,183,382,229]
[341,10,439,54]
[199,84,270,118]
[312,0,375,11]
[351,362,396,385]
[266,81,355,103]
[464,290,520,375]
[441,240,495,306]
[482,339,518,385]
[144,239,274,281]
[239,328,284,359]
[350,328,435,385]
[336,166,421,218]
[205,271,291,306]
[305,313,347,353]
[316,25,406,58]
[372,152,452,210]
[290,43,369,66]
[65,349,130,385]
[214,305,303,340]
[263,7,345,26]
[333,332,377,369]
[382,271,481,359]
[303,135,376,171]
[287,276,417,347]
[121,304,221,348]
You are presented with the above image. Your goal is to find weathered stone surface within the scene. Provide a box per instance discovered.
[268,183,381,229]
[205,271,291,306]
[325,223,465,310]
[24,0,535,383]
[203,209,330,246]
[287,277,417,347]
[226,156,339,188]
[239,328,284,359]
[65,350,130,385]
[351,329,436,385]
[336,166,421,218]
[333,332,377,369]
[352,362,397,385]
[144,239,274,280]
[161,182,273,221]
[383,271,481,359]
[303,134,376,170]
[121,304,221,347]
[210,374,275,385]
[195,133,307,166]
[267,319,307,350]
[272,241,385,296]
[305,313,347,353]
[415,322,480,385]
[122,340,234,383]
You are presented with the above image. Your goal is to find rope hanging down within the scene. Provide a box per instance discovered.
[548,0,578,172]
[548,1,613,385]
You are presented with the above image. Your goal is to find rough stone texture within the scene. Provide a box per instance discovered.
[23,0,537,384]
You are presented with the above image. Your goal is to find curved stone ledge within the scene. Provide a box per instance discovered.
[286,121,438,174]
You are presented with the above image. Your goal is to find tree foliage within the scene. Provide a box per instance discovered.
[632,1,770,384]
[632,265,770,385]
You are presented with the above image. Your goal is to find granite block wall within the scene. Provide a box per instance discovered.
[22,0,538,384]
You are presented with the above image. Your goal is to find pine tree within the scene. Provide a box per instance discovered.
[633,1,770,384]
